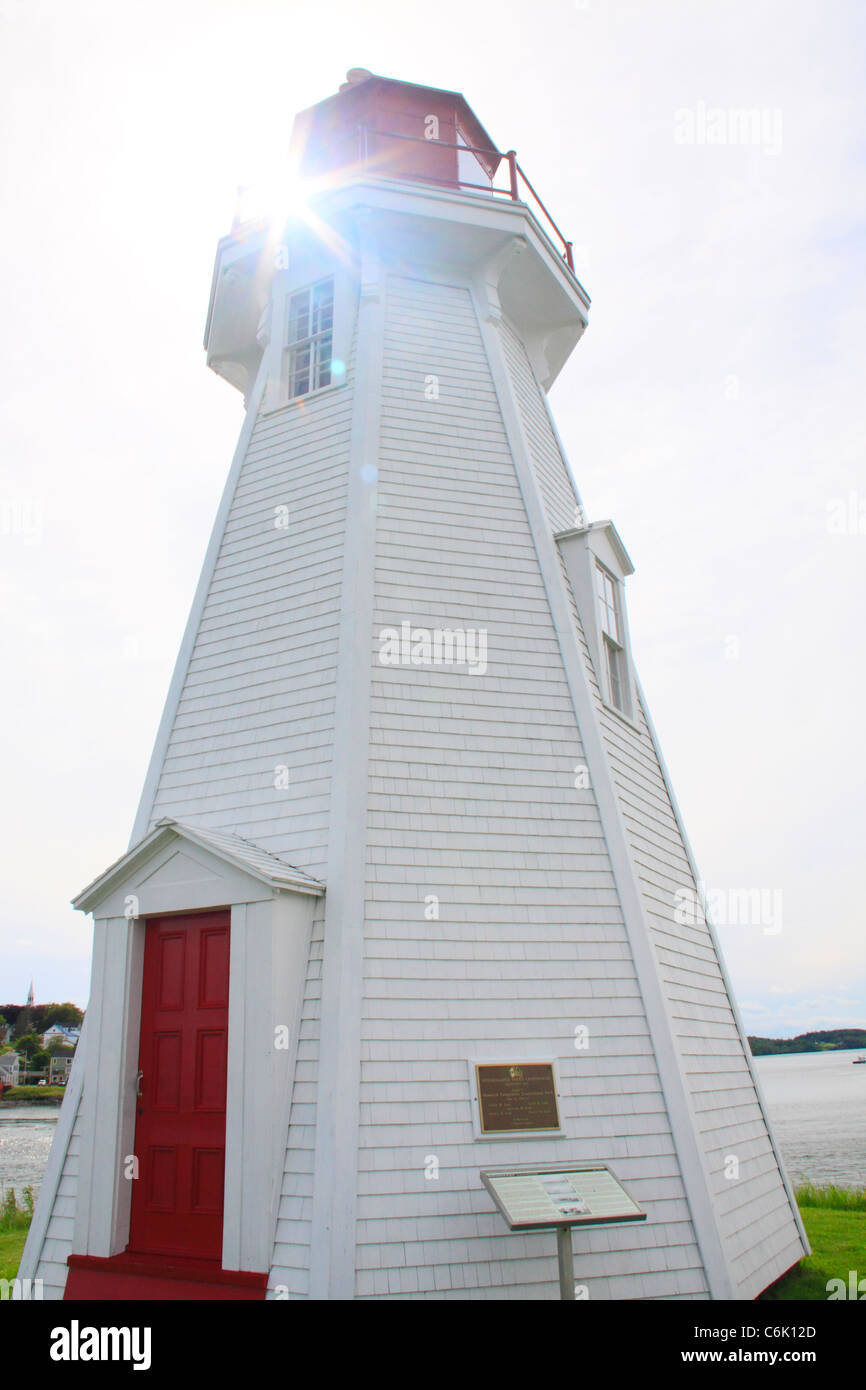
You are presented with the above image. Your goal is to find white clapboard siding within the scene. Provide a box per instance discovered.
[497,318,802,1298]
[602,693,801,1299]
[146,369,355,874]
[269,901,324,1297]
[33,1093,83,1300]
[356,273,707,1299]
[498,317,580,534]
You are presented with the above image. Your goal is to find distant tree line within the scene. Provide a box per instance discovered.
[0,1003,84,1080]
[748,1028,866,1056]
[0,1002,83,1040]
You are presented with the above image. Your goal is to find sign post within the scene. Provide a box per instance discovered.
[480,1162,646,1301]
[557,1225,575,1300]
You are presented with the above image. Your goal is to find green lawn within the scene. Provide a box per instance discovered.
[0,1230,28,1288]
[759,1188,866,1300]
[0,1188,33,1296]
[761,1207,866,1299]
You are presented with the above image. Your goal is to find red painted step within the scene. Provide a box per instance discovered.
[65,1253,267,1301]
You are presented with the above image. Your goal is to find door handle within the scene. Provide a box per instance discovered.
[136,1069,144,1098]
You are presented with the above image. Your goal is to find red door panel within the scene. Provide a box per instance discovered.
[128,911,230,1261]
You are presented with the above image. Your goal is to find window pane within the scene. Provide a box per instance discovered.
[312,281,334,335]
[288,289,310,344]
[605,638,625,711]
[290,342,311,397]
[596,564,621,642]
[315,333,333,388]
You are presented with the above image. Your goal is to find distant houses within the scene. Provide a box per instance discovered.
[0,1004,83,1091]
[48,1055,73,1085]
[41,1024,81,1050]
[0,1053,20,1086]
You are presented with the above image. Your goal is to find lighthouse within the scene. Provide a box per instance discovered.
[21,69,806,1301]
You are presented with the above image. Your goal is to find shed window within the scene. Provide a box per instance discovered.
[287,278,334,398]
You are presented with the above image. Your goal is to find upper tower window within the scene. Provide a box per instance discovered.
[595,562,627,712]
[556,521,635,724]
[287,278,334,398]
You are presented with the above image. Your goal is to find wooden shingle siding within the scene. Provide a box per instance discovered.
[602,691,802,1294]
[497,317,580,535]
[353,273,705,1298]
[34,1093,82,1299]
[147,370,354,874]
[269,899,324,1297]
[512,347,802,1295]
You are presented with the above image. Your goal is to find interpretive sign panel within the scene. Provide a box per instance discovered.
[480,1163,645,1230]
[475,1063,560,1133]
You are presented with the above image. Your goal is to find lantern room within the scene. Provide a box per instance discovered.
[205,70,588,399]
[289,68,502,194]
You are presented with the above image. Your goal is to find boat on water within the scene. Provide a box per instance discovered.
[853,1055,866,1065]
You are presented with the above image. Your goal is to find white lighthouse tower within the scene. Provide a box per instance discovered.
[21,70,806,1301]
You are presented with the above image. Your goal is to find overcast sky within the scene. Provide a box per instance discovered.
[1,0,863,1034]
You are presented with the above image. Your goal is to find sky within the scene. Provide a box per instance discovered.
[0,0,864,1034]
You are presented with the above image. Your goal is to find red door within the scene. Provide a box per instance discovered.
[127,911,230,1261]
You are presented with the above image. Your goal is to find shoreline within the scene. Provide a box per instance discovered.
[0,1098,64,1109]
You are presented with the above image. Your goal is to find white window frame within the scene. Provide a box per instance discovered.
[555,519,638,727]
[285,276,334,400]
[261,261,353,416]
[594,562,628,715]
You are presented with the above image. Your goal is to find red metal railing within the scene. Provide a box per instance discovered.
[355,126,575,274]
[231,130,577,277]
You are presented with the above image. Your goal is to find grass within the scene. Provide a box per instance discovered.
[1,1086,65,1102]
[0,1188,33,1296]
[759,1184,866,1300]
[793,1182,866,1211]
[0,1231,28,1287]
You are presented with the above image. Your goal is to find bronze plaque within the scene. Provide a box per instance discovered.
[476,1063,560,1134]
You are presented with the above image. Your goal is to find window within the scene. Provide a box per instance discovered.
[456,128,492,191]
[287,278,334,398]
[555,520,636,724]
[595,562,627,713]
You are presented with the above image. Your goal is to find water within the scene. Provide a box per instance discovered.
[0,1106,61,1201]
[754,1048,866,1188]
[0,1051,863,1200]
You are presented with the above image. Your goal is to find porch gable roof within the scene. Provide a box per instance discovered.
[72,818,325,912]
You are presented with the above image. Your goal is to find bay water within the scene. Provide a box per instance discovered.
[0,1048,863,1201]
